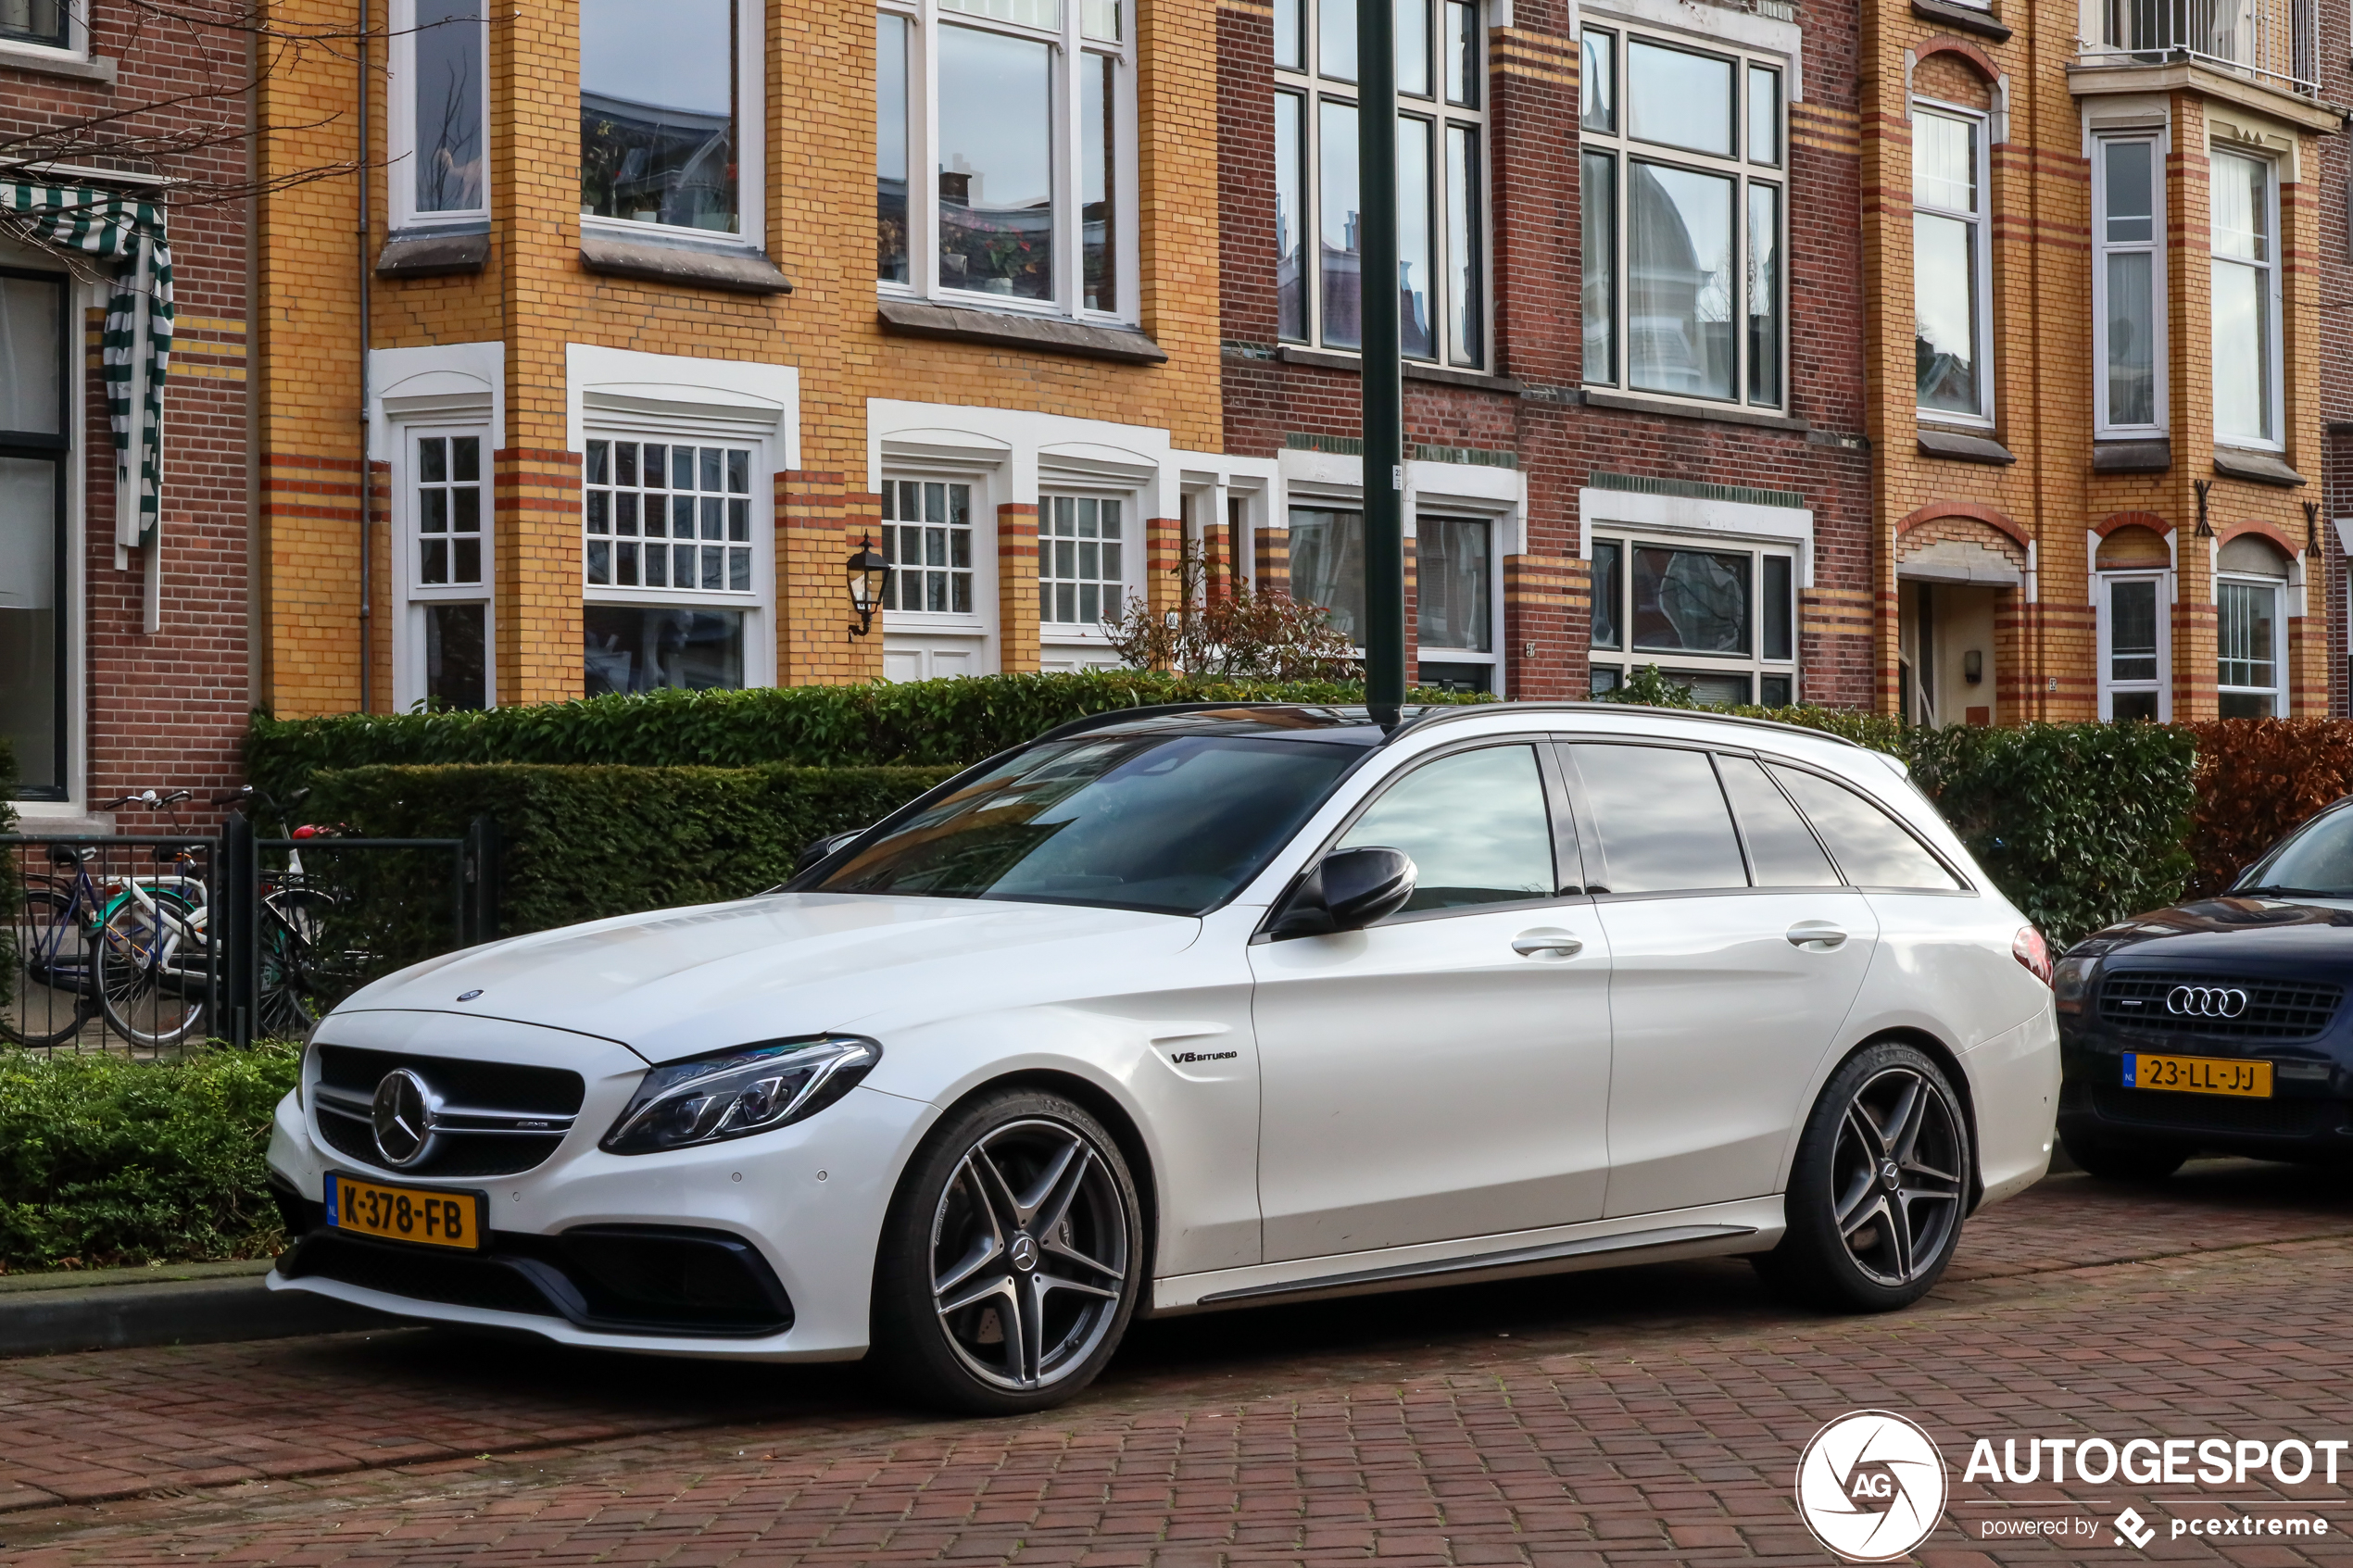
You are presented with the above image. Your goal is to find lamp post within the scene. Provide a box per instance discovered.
[1357,0,1405,725]
[847,535,891,637]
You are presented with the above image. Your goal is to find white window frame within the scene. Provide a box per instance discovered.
[1410,511,1506,692]
[394,420,496,712]
[2091,132,2167,438]
[388,0,491,231]
[1276,0,1491,368]
[578,0,766,249]
[1037,487,1138,649]
[2215,571,2287,717]
[581,417,776,689]
[1585,530,1801,705]
[2095,570,2171,721]
[0,0,87,66]
[2209,144,2284,453]
[879,467,992,658]
[875,0,1139,325]
[1910,97,1995,428]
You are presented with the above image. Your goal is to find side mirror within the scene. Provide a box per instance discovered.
[794,828,866,875]
[1266,846,1417,938]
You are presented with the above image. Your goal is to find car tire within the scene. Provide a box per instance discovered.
[870,1087,1145,1415]
[2060,1129,2189,1183]
[1755,1040,1973,1313]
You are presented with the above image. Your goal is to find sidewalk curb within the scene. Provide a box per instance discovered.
[0,1272,397,1358]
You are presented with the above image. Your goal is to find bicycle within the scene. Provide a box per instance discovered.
[214,785,344,1038]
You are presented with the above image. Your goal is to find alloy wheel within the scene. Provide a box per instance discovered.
[1830,1065,1966,1287]
[928,1117,1130,1392]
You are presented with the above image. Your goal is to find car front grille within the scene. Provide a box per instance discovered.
[2095,972,2343,1040]
[312,1045,586,1178]
[2088,1084,2348,1139]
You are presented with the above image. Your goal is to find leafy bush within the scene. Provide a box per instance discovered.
[250,671,1493,798]
[306,762,961,942]
[2178,720,2353,897]
[0,1043,299,1272]
[1102,540,1362,680]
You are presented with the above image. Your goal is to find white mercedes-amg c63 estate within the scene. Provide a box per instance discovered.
[266,702,2059,1412]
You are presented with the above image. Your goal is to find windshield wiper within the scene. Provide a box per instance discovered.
[2233,884,2345,898]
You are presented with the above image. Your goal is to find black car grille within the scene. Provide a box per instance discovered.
[2088,1084,2348,1139]
[2095,972,2343,1040]
[313,1045,585,1178]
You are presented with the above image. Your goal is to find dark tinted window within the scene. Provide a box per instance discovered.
[1568,744,1746,893]
[1769,764,1961,890]
[2233,804,2353,896]
[1339,745,1556,912]
[1718,755,1838,886]
[812,734,1357,914]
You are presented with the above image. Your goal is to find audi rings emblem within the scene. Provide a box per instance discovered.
[2166,985,2249,1019]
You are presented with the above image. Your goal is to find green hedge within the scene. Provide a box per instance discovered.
[0,1043,298,1272]
[250,671,1493,797]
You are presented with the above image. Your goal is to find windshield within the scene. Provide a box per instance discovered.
[808,733,1361,914]
[2234,805,2353,897]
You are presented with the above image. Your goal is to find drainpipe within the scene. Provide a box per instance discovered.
[357,1,373,713]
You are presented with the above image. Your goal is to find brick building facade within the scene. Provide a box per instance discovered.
[2,6,250,827]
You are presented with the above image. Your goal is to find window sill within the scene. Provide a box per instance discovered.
[1909,0,2013,41]
[2093,436,2171,472]
[1581,386,1809,433]
[2213,446,2306,487]
[1918,427,2017,465]
[378,231,490,279]
[1276,344,1524,394]
[579,232,792,295]
[877,298,1167,364]
[0,45,113,84]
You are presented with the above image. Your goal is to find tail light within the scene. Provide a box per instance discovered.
[2013,926,2053,985]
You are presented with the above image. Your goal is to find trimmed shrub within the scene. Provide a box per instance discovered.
[249,671,1493,797]
[2178,720,2353,897]
[0,1043,299,1272]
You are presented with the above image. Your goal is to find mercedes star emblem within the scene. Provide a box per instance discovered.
[1008,1234,1039,1273]
[457,989,483,1001]
[371,1068,438,1168]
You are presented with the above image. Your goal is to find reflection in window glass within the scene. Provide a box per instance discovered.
[424,604,489,711]
[1039,495,1126,626]
[413,0,485,213]
[1399,117,1435,358]
[0,275,62,434]
[0,0,65,46]
[1340,746,1554,910]
[1762,554,1792,661]
[583,607,747,694]
[1590,540,1621,649]
[1628,162,1734,399]
[1289,508,1366,643]
[1580,151,1616,383]
[938,25,1054,299]
[2217,579,2278,713]
[1633,546,1748,654]
[883,480,974,615]
[2109,579,2158,682]
[1769,765,1959,889]
[1446,0,1478,104]
[1276,0,1303,68]
[1083,54,1117,312]
[583,438,755,594]
[1747,66,1778,164]
[1716,755,1836,885]
[2211,152,2271,444]
[1912,109,1982,416]
[1277,94,1307,340]
[0,454,61,794]
[1447,126,1481,367]
[1397,0,1430,95]
[1416,517,1490,651]
[1319,98,1363,348]
[877,14,910,283]
[1580,28,1614,132]
[1746,182,1779,405]
[1321,0,1357,80]
[1628,41,1731,157]
[414,434,484,586]
[1571,745,1746,893]
[580,0,738,232]
[2100,140,2156,427]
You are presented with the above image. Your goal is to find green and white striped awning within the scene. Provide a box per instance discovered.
[0,182,173,548]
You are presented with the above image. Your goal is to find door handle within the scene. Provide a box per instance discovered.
[1512,930,1584,959]
[1786,922,1848,950]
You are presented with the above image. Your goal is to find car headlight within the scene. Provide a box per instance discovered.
[600,1036,881,1156]
[2052,955,2096,1013]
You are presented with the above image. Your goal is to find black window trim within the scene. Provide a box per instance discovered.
[0,265,72,802]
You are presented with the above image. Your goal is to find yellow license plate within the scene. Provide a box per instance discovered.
[325,1173,485,1250]
[2125,1053,2273,1098]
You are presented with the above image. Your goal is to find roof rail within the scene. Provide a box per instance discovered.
[1384,701,1874,750]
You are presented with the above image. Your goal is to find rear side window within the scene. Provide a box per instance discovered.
[1339,745,1556,912]
[1768,764,1962,890]
[1717,755,1840,887]
[1567,744,1746,894]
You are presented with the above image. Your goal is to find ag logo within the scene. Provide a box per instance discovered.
[1794,1410,1949,1562]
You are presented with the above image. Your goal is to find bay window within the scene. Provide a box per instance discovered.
[392,0,487,227]
[2216,535,2289,718]
[1579,27,1786,408]
[1912,103,1989,420]
[1039,494,1128,628]
[875,0,1135,321]
[2093,136,2162,434]
[2211,149,2281,448]
[1275,0,1488,366]
[581,0,758,239]
[1587,533,1797,705]
[583,435,762,694]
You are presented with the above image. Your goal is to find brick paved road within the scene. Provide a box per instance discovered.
[5,1160,2353,1564]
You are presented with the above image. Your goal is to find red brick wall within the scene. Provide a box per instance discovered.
[3,5,252,819]
[2322,0,2353,718]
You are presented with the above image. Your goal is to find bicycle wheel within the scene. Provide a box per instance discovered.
[4,887,95,1048]
[94,890,208,1050]
[255,889,332,1039]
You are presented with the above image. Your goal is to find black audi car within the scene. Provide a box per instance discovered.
[2057,797,2353,1178]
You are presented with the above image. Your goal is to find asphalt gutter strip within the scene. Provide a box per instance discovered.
[0,1261,393,1358]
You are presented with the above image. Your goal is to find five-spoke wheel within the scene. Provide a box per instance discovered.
[875,1090,1142,1412]
[1756,1040,1973,1311]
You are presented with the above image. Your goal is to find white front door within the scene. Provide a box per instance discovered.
[1250,741,1613,1261]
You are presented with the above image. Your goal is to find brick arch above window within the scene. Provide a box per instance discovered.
[1912,37,2002,87]
[2216,521,2300,561]
[2095,524,2171,570]
[2095,509,2173,538]
[1911,44,1995,109]
[1895,499,2031,552]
